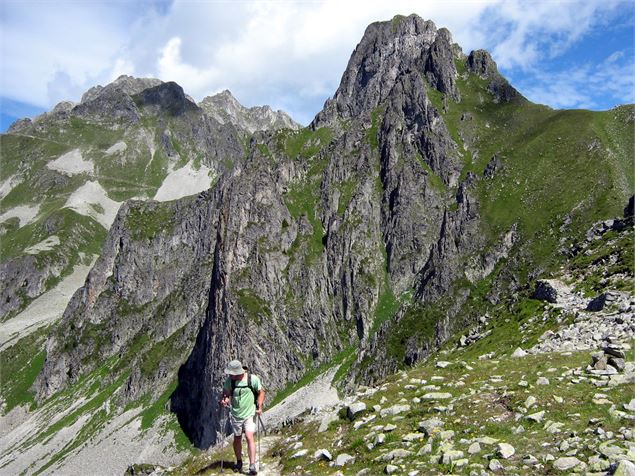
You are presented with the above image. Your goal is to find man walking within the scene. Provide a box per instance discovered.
[220,360,265,475]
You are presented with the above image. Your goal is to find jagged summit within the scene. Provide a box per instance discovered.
[80,74,163,104]
[312,14,521,128]
[133,81,200,117]
[199,89,300,133]
[312,14,461,127]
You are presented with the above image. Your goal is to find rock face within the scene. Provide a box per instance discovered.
[313,15,462,128]
[199,90,300,133]
[34,14,468,448]
[35,193,220,401]
[466,50,522,102]
[28,13,633,453]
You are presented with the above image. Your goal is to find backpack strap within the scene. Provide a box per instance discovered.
[248,373,258,405]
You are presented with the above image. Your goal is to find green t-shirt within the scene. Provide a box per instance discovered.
[223,374,263,419]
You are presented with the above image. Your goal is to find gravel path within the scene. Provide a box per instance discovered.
[262,366,341,429]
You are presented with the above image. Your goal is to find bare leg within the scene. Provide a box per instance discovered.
[233,435,242,463]
[245,431,256,464]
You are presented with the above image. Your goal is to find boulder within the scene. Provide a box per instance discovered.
[614,460,635,476]
[553,456,583,471]
[496,442,515,459]
[335,453,355,466]
[533,279,568,303]
[314,449,332,461]
[347,402,367,419]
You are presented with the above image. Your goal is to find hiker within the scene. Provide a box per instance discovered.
[220,359,265,475]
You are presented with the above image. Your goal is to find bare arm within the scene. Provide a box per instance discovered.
[256,389,265,414]
[220,385,231,407]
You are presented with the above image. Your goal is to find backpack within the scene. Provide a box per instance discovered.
[230,366,258,405]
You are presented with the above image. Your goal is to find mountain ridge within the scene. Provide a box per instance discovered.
[0,13,632,475]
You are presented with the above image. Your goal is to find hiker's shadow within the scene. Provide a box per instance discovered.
[195,459,235,475]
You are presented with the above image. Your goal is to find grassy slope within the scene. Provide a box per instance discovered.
[1,114,175,318]
[373,65,634,366]
[181,233,634,475]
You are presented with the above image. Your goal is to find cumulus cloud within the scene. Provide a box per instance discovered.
[1,0,633,125]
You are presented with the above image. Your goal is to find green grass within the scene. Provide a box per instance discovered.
[337,179,358,215]
[257,344,633,476]
[369,276,401,335]
[284,127,333,160]
[385,301,443,364]
[0,327,49,413]
[140,326,188,377]
[236,288,272,324]
[368,106,386,152]
[283,182,326,266]
[415,153,446,192]
[125,202,176,241]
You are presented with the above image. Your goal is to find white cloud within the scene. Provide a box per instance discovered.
[1,0,632,124]
[517,52,635,109]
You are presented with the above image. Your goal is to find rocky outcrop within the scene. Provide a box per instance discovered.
[133,82,200,117]
[34,192,220,401]
[312,14,462,128]
[80,75,163,103]
[199,90,300,133]
[466,50,523,103]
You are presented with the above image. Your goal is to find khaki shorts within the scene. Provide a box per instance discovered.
[229,413,256,436]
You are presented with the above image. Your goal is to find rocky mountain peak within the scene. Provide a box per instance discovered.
[466,49,523,102]
[312,14,462,128]
[80,74,163,104]
[199,89,300,133]
[133,81,199,116]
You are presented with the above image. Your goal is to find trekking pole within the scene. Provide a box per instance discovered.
[257,414,265,471]
[220,405,227,474]
[256,415,260,472]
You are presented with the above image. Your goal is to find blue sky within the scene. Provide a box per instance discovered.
[1,0,633,131]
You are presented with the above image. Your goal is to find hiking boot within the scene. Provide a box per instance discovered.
[248,463,258,475]
[233,460,243,473]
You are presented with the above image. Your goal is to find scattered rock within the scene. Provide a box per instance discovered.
[468,442,481,454]
[523,454,539,465]
[512,347,527,358]
[334,453,355,466]
[552,456,583,471]
[496,442,515,459]
[380,404,410,417]
[533,279,569,303]
[526,411,545,423]
[385,464,399,474]
[477,436,499,445]
[421,392,452,400]
[614,460,635,476]
[382,449,412,461]
[441,450,464,464]
[402,432,425,442]
[314,449,332,461]
[489,459,504,471]
[537,377,550,385]
[291,449,308,458]
[418,417,444,435]
[347,402,367,419]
